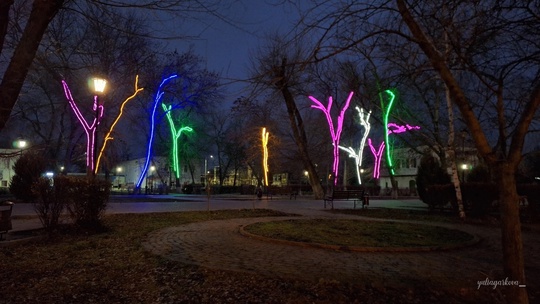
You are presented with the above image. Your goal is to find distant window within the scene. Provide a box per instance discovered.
[411,158,417,168]
[184,165,188,173]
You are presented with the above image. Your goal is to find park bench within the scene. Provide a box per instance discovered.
[323,189,367,209]
[0,201,14,240]
[266,186,298,200]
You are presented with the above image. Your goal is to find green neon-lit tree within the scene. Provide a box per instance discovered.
[381,89,396,176]
[162,103,193,181]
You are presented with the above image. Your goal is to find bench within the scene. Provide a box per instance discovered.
[266,186,298,200]
[324,189,367,209]
[0,201,14,240]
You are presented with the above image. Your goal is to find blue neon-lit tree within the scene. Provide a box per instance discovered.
[136,74,178,189]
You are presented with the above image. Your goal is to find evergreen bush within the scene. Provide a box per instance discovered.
[9,152,47,202]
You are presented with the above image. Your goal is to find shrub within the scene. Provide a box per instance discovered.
[9,151,47,202]
[31,176,71,230]
[65,177,110,229]
[416,153,451,208]
[517,184,540,220]
[423,184,456,210]
[467,164,492,183]
[461,183,498,217]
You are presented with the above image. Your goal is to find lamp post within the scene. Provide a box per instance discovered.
[92,77,107,176]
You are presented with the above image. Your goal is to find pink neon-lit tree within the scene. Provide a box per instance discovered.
[387,123,421,134]
[368,138,385,179]
[309,91,354,185]
[367,123,421,180]
[62,80,104,174]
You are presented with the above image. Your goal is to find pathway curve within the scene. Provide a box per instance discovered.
[142,209,540,293]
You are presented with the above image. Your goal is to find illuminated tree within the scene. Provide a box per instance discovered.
[62,80,104,175]
[162,102,193,182]
[295,1,540,301]
[136,74,178,189]
[309,92,353,185]
[338,107,371,184]
[0,0,224,133]
[95,76,144,174]
[261,127,270,186]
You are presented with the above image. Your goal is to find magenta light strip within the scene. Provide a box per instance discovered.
[309,91,353,185]
[368,138,385,179]
[62,80,103,172]
[387,123,421,134]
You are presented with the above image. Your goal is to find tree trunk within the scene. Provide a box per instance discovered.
[275,58,324,199]
[496,162,528,303]
[0,0,64,130]
[445,85,465,219]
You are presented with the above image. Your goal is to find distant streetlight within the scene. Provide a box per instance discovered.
[461,163,469,182]
[92,77,107,176]
[13,138,28,157]
[16,139,27,149]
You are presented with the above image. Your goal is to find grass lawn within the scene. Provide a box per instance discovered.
[243,219,475,249]
[0,208,499,303]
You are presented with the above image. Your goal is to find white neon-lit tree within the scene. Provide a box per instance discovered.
[338,107,371,184]
[62,80,104,174]
[162,102,193,180]
[309,92,353,185]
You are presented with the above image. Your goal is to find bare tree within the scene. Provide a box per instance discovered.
[0,0,225,133]
[289,1,540,302]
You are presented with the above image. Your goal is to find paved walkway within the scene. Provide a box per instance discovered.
[138,196,540,297]
[5,195,540,297]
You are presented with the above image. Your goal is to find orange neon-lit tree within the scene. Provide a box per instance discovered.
[262,127,270,186]
[95,75,143,174]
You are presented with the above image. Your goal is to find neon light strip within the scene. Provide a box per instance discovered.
[136,74,179,188]
[387,122,420,134]
[309,91,353,185]
[62,80,103,172]
[162,103,193,179]
[337,107,371,184]
[262,127,269,186]
[368,138,385,179]
[95,75,143,174]
[382,90,396,175]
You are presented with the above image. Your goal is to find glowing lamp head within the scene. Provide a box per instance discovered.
[461,164,469,170]
[16,139,27,149]
[93,78,107,93]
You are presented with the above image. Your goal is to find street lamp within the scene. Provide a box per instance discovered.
[15,139,27,156]
[205,155,213,185]
[92,77,107,176]
[461,163,469,182]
